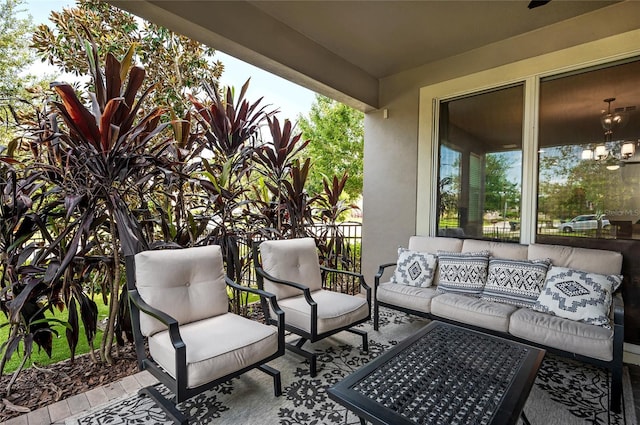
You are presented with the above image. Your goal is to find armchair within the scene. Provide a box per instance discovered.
[253,237,371,377]
[126,245,285,424]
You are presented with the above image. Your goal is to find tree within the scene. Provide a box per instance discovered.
[31,0,223,115]
[484,152,520,216]
[297,95,363,201]
[0,0,33,97]
[0,0,47,147]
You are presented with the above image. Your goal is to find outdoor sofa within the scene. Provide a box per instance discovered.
[373,236,624,412]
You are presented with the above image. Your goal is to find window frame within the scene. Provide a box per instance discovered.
[417,34,640,244]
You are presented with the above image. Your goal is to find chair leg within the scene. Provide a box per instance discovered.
[139,386,188,425]
[258,364,282,396]
[373,301,380,331]
[610,366,623,413]
[286,338,318,377]
[347,328,368,352]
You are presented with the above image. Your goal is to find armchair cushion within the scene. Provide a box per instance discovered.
[148,313,279,389]
[278,289,369,334]
[260,238,323,299]
[135,245,228,336]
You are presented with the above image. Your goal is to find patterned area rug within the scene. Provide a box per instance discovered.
[67,308,635,425]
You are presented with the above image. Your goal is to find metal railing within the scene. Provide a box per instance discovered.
[229,222,363,315]
[235,222,363,289]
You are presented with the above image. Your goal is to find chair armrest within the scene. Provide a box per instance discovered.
[254,266,316,307]
[319,266,371,292]
[128,289,185,351]
[225,277,285,322]
[374,262,397,288]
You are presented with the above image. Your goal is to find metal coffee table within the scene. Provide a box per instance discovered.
[328,321,545,425]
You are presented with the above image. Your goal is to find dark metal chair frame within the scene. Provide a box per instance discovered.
[372,261,625,413]
[253,243,372,377]
[125,255,286,425]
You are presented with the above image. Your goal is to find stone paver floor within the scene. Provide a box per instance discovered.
[0,371,159,425]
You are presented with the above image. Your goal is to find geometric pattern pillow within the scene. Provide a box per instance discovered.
[532,266,623,329]
[481,258,551,308]
[436,251,490,295]
[391,248,437,288]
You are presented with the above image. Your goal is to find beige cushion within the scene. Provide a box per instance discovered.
[278,289,369,334]
[260,238,323,300]
[408,236,463,254]
[135,245,227,336]
[149,313,278,388]
[509,308,613,361]
[527,243,622,275]
[462,239,528,260]
[376,282,438,313]
[431,292,518,333]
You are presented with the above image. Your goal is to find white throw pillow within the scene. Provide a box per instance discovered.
[533,266,623,328]
[436,251,490,295]
[391,248,437,288]
[481,258,551,308]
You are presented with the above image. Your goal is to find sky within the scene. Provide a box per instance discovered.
[21,0,316,122]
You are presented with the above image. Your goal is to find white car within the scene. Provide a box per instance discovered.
[561,215,611,232]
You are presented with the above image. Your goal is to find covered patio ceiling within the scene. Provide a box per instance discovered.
[107,1,634,111]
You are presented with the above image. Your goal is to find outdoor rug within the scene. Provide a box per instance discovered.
[67,308,636,425]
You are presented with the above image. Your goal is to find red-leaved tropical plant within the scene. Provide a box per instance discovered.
[315,172,360,292]
[41,41,172,364]
[254,117,310,234]
[0,159,63,394]
[190,80,272,284]
[279,158,316,238]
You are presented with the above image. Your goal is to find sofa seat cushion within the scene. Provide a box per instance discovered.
[149,313,279,389]
[377,282,439,313]
[279,289,369,334]
[431,293,518,333]
[509,308,613,361]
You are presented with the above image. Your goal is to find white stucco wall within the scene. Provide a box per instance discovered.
[361,2,640,284]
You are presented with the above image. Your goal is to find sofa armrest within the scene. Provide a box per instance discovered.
[613,292,624,328]
[374,262,397,289]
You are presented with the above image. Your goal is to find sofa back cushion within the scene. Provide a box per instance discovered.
[408,236,463,254]
[462,239,528,260]
[528,243,623,275]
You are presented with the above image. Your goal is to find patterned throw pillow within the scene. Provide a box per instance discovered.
[436,251,490,295]
[391,248,437,287]
[533,266,623,328]
[481,258,551,308]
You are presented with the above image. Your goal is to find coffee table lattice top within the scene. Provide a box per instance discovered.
[352,325,529,424]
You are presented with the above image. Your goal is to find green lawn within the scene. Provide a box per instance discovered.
[0,296,110,374]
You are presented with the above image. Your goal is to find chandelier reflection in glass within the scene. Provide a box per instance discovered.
[581,97,636,170]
